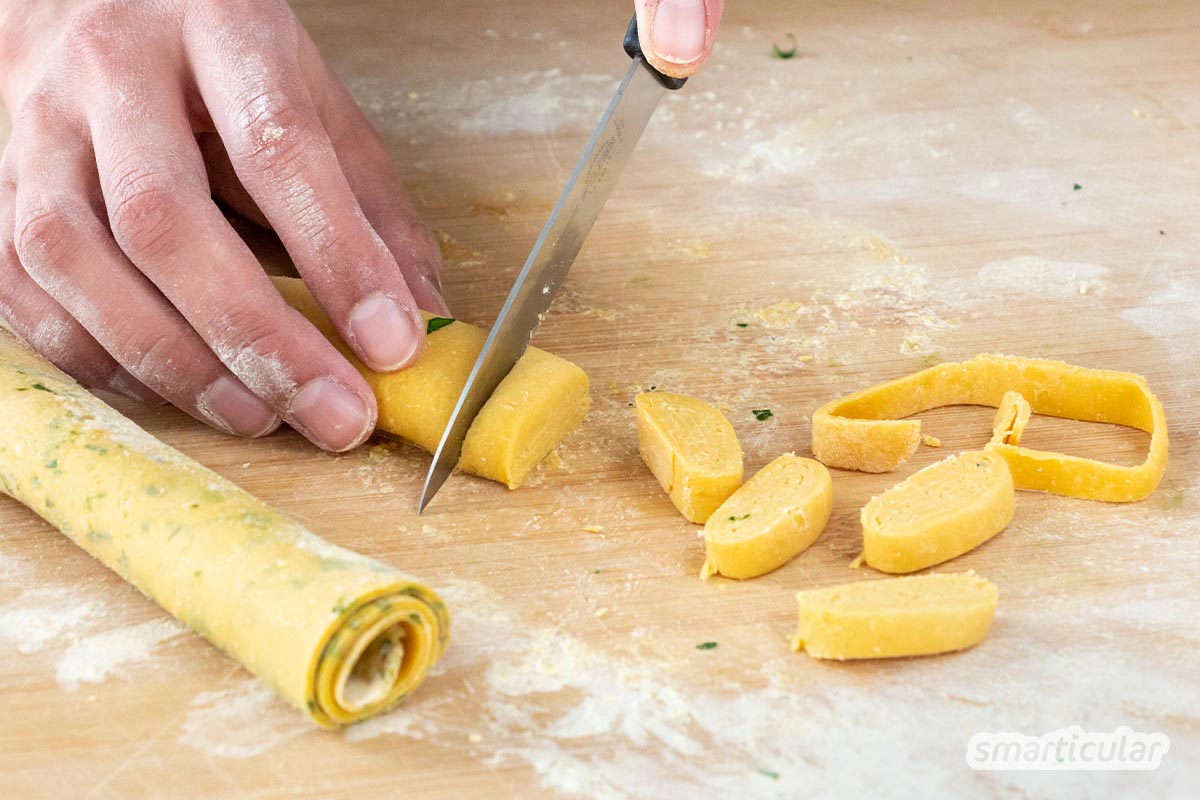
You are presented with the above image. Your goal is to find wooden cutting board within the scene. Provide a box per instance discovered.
[2,1,1197,797]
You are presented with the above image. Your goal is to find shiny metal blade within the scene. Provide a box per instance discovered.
[419,58,666,513]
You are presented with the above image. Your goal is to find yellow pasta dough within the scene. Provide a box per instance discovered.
[635,392,743,523]
[0,329,448,727]
[274,277,590,490]
[701,454,833,580]
[990,390,1031,446]
[791,571,999,660]
[810,354,1167,502]
[861,450,1015,574]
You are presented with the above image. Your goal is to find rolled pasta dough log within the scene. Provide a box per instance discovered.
[274,277,590,489]
[0,328,448,726]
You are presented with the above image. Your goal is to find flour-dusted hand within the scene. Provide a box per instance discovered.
[633,0,724,79]
[0,0,448,451]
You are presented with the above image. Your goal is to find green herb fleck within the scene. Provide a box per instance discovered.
[772,33,798,59]
[85,493,105,512]
[306,699,317,713]
[696,641,718,650]
[14,387,28,392]
[83,444,108,455]
[426,317,455,334]
[87,530,112,542]
[757,768,780,780]
[44,498,55,508]
[736,322,749,328]
[752,409,773,421]
[193,570,203,578]
[594,568,603,574]
[727,513,751,522]
[1073,183,1083,191]
[31,382,54,393]
[408,613,422,623]
[332,602,349,615]
[1159,229,1165,236]
[649,385,658,391]
[143,485,164,496]
[45,459,58,470]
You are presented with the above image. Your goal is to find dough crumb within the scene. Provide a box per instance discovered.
[594,607,609,618]
[849,554,864,569]
[582,524,605,534]
[922,434,942,447]
[467,732,483,743]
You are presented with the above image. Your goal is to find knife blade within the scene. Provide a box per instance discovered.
[418,19,686,513]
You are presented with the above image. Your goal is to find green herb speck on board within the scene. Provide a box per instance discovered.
[752,409,773,421]
[758,768,781,780]
[1073,183,1083,191]
[772,32,798,59]
[736,322,749,328]
[426,317,455,334]
[696,641,718,650]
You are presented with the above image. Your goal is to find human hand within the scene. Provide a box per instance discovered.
[633,0,725,79]
[0,0,447,451]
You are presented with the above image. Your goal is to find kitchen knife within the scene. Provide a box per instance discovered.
[418,16,687,513]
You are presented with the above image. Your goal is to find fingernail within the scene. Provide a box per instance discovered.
[200,375,280,437]
[107,368,165,405]
[349,294,423,371]
[289,378,373,452]
[421,275,452,316]
[650,0,708,64]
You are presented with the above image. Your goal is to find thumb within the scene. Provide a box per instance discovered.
[634,0,724,79]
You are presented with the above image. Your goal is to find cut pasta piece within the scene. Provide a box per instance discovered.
[791,571,999,660]
[635,392,743,523]
[701,454,833,580]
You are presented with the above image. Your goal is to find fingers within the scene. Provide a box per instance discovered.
[8,111,279,438]
[185,7,431,373]
[198,132,271,228]
[298,33,449,317]
[0,165,159,404]
[82,69,377,451]
[634,0,725,79]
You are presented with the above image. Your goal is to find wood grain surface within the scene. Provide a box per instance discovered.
[2,1,1198,798]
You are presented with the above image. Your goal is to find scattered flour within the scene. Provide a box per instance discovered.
[0,587,97,654]
[179,679,309,758]
[973,256,1111,298]
[55,618,187,691]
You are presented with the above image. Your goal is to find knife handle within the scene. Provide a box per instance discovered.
[623,15,688,91]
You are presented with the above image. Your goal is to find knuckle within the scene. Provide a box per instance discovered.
[106,169,182,258]
[14,201,84,272]
[213,298,290,358]
[61,1,128,71]
[227,86,317,176]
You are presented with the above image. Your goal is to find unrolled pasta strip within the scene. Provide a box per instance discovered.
[811,354,1167,502]
[0,329,448,727]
